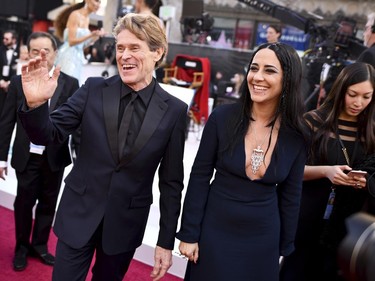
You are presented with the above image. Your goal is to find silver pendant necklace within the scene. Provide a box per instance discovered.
[250,125,272,174]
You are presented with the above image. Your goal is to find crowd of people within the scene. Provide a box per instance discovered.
[1,1,375,281]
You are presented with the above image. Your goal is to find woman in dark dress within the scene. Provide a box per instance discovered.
[176,43,308,281]
[280,62,375,281]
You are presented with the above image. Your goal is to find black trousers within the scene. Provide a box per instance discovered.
[14,153,64,253]
[53,221,135,281]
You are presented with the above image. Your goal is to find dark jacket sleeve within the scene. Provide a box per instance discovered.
[0,75,19,161]
[176,108,219,243]
[277,135,307,256]
[157,102,188,249]
[357,47,375,67]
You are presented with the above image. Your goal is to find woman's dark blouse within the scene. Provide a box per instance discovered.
[297,110,368,249]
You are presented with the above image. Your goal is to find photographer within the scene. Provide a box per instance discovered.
[357,13,375,67]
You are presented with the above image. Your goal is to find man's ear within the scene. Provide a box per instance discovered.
[153,48,164,62]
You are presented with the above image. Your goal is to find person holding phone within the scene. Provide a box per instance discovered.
[280,62,375,281]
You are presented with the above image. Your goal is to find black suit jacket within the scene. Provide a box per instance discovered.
[0,72,79,172]
[0,44,19,115]
[0,44,19,81]
[357,43,375,67]
[18,76,188,255]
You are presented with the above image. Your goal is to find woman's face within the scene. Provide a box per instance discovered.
[266,27,280,43]
[247,48,283,106]
[86,0,101,13]
[341,80,373,121]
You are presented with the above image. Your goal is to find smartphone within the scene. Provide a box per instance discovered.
[347,170,367,178]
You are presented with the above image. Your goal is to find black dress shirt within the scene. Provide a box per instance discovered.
[119,79,155,155]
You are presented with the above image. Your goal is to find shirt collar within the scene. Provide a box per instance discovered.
[7,44,17,51]
[121,79,155,107]
[49,66,55,78]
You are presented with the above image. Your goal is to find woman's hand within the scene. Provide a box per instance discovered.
[304,165,351,183]
[324,165,351,185]
[326,165,367,189]
[347,173,367,190]
[90,29,106,41]
[179,241,199,263]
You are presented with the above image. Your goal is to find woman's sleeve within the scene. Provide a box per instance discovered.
[176,110,219,243]
[278,137,307,256]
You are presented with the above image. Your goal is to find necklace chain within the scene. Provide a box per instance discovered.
[250,125,272,174]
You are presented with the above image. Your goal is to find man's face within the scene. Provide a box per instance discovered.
[28,37,57,71]
[115,29,163,91]
[3,32,15,48]
[363,20,375,47]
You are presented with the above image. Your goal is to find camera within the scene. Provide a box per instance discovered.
[180,12,214,43]
[338,212,375,281]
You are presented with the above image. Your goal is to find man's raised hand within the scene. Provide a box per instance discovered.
[21,49,60,108]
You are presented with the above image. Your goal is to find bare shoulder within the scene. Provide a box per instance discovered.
[67,10,81,26]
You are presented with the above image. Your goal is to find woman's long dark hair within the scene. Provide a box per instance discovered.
[226,42,308,153]
[311,62,375,160]
[54,1,86,41]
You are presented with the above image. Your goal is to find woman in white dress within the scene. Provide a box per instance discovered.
[54,0,104,83]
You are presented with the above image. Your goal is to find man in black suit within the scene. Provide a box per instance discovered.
[357,13,375,66]
[0,32,79,271]
[18,13,187,281]
[0,30,19,115]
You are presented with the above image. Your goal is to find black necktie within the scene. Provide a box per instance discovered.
[118,92,137,158]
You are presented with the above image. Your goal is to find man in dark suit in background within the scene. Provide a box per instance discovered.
[18,13,187,281]
[0,32,79,271]
[0,29,19,115]
[357,12,375,66]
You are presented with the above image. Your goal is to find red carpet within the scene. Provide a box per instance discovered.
[0,206,183,281]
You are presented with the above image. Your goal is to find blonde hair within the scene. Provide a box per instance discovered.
[113,13,167,68]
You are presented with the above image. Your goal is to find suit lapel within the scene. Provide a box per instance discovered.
[118,84,168,167]
[49,74,65,111]
[103,77,122,162]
